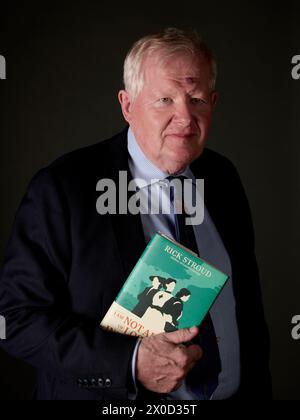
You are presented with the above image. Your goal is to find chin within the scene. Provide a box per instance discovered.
[164,158,192,175]
[169,148,201,167]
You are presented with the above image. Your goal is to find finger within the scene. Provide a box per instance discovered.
[186,343,203,360]
[170,343,203,370]
[184,349,204,374]
[165,326,199,345]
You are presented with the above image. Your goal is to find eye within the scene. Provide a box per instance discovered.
[190,97,207,105]
[159,97,172,104]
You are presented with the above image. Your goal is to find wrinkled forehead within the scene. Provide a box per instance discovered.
[142,50,211,86]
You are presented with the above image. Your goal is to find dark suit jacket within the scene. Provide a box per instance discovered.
[0,128,272,400]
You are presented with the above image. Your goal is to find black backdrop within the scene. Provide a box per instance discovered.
[0,0,299,400]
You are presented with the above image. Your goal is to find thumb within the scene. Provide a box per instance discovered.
[166,326,199,345]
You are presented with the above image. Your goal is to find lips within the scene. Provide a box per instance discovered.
[167,132,196,138]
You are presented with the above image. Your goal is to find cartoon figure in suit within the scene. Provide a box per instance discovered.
[161,288,191,332]
[151,278,177,309]
[132,276,163,317]
[141,278,177,331]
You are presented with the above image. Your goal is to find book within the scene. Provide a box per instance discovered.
[100,232,229,338]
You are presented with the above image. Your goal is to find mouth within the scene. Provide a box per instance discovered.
[166,132,196,139]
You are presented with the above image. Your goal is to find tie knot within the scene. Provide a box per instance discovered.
[166,175,187,183]
[165,176,190,214]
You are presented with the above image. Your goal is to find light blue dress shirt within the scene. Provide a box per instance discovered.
[127,127,241,400]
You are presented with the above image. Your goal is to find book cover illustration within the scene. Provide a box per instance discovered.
[100,232,229,338]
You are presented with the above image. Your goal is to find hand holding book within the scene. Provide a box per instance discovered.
[136,326,202,394]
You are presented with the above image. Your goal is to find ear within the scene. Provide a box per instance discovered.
[210,91,218,107]
[118,90,133,123]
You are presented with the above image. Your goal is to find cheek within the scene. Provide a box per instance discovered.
[193,116,211,139]
[152,109,173,128]
[199,111,213,127]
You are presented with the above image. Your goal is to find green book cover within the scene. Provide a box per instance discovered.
[100,232,229,338]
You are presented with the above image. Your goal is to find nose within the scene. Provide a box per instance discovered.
[173,100,193,126]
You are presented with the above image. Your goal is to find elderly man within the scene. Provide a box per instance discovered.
[0,28,271,400]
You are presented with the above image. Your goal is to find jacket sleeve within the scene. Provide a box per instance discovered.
[226,161,273,399]
[0,168,137,398]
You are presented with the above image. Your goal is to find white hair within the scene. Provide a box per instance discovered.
[123,27,217,99]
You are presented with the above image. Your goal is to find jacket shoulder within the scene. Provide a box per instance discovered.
[24,129,128,199]
[48,129,128,172]
[192,147,240,179]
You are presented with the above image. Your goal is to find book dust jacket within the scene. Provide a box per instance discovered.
[100,233,229,338]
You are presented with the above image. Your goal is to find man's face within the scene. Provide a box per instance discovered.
[119,52,217,174]
[166,281,176,292]
[152,276,160,289]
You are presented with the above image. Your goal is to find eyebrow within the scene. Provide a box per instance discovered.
[187,88,205,96]
[151,81,204,98]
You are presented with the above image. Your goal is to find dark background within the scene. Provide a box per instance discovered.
[0,0,299,400]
